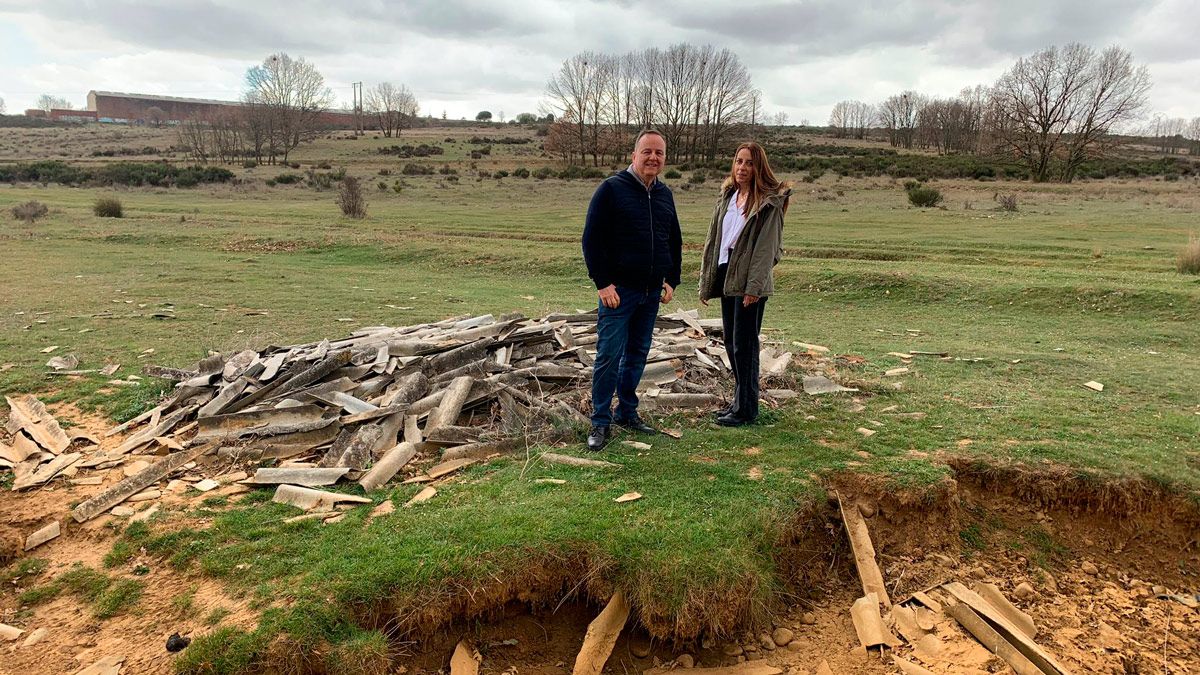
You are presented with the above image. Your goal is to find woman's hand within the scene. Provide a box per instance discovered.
[742,294,760,307]
[699,296,708,306]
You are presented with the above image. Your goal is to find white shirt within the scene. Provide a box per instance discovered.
[719,190,748,265]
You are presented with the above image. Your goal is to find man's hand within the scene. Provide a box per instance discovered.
[661,282,674,304]
[598,285,621,309]
[742,294,760,307]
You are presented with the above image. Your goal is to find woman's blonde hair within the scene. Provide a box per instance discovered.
[722,142,790,216]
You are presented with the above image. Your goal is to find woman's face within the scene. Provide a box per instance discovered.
[733,148,754,187]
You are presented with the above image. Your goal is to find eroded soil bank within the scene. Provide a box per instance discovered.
[2,461,1198,674]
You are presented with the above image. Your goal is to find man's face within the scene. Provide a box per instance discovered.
[632,133,666,181]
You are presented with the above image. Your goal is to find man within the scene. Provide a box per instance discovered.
[581,129,682,451]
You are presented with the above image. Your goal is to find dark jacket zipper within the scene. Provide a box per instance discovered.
[647,188,654,293]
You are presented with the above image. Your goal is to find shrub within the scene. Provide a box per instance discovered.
[512,167,530,178]
[242,160,257,169]
[1178,234,1200,275]
[273,172,302,185]
[532,166,554,180]
[377,181,388,191]
[93,197,123,218]
[663,168,681,179]
[318,162,332,170]
[688,170,707,185]
[997,194,1018,212]
[336,176,367,219]
[11,200,48,224]
[377,168,390,176]
[906,185,943,208]
[477,170,491,179]
[402,163,434,176]
[494,170,509,178]
[438,165,457,175]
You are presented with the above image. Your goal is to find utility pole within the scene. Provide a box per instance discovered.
[352,82,364,136]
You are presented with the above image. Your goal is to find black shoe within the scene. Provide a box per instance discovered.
[712,407,733,419]
[586,425,610,451]
[615,416,658,434]
[716,413,754,427]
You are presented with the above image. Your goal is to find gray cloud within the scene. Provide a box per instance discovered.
[1,0,1195,120]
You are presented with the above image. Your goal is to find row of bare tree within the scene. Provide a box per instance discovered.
[542,44,757,165]
[828,44,1156,182]
[178,53,420,164]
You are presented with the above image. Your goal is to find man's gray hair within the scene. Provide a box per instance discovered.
[632,128,666,151]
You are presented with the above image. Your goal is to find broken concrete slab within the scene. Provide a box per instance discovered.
[5,394,71,454]
[850,593,900,650]
[72,443,216,523]
[75,654,125,675]
[450,640,481,675]
[838,493,890,607]
[24,521,60,551]
[572,591,630,675]
[942,582,1071,675]
[644,663,781,675]
[1083,381,1104,392]
[0,622,23,641]
[358,443,417,493]
[944,598,1041,675]
[972,582,1036,639]
[13,453,81,491]
[802,375,857,395]
[272,484,371,511]
[541,453,620,469]
[245,467,350,487]
[404,486,437,507]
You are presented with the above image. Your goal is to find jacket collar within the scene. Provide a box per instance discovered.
[624,165,658,191]
[725,184,792,220]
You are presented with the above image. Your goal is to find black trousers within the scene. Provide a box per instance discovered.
[716,264,767,420]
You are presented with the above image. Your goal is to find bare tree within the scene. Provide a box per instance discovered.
[828,100,851,138]
[145,106,167,128]
[1060,46,1151,180]
[0,97,6,115]
[876,91,925,148]
[992,44,1149,182]
[772,111,789,127]
[365,82,418,138]
[36,94,72,111]
[243,52,334,164]
[544,43,755,166]
[1187,117,1200,156]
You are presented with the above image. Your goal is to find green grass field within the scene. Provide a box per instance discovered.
[2,128,1198,672]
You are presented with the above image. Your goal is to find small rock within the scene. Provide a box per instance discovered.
[736,655,746,663]
[166,633,190,653]
[743,642,758,653]
[758,633,775,650]
[816,659,834,675]
[857,501,876,518]
[110,506,136,517]
[800,612,817,625]
[22,627,48,647]
[787,641,803,652]
[1013,582,1037,601]
[676,654,694,668]
[1081,561,1099,576]
[722,644,743,657]
[701,638,713,650]
[629,635,652,658]
[772,627,794,646]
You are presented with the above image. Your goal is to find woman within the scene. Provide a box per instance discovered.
[699,142,791,426]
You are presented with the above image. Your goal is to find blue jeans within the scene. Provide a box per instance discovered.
[591,286,660,426]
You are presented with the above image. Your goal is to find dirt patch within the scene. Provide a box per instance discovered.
[220,237,320,253]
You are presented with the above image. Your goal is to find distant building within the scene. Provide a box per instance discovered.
[85,90,366,128]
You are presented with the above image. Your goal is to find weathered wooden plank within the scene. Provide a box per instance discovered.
[72,443,216,522]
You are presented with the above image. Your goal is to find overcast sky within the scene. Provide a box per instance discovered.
[1,0,1196,125]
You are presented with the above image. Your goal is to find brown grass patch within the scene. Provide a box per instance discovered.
[1178,234,1200,275]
